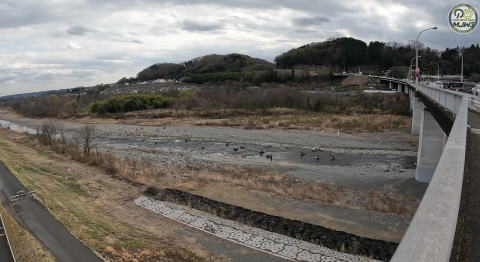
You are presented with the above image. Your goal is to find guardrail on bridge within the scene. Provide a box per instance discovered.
[376,77,471,262]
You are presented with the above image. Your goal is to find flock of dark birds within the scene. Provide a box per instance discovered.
[157,138,337,163]
[225,142,335,162]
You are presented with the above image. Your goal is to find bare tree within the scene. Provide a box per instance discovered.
[38,120,61,145]
[75,124,97,156]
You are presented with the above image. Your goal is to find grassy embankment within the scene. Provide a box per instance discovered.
[0,130,212,262]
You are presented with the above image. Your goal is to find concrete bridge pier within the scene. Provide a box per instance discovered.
[408,89,413,110]
[411,96,422,135]
[397,83,402,92]
[389,82,393,90]
[415,107,446,183]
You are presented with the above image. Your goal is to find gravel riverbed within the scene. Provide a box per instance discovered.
[0,112,418,190]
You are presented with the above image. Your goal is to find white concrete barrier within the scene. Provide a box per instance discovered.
[391,98,468,262]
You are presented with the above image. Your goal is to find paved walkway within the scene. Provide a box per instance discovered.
[0,162,102,262]
[135,196,379,262]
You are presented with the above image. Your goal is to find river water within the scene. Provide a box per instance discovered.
[0,119,37,135]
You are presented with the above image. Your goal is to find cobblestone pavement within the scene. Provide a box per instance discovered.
[135,197,379,262]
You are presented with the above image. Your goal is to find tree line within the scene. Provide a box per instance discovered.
[5,85,410,118]
[275,37,480,79]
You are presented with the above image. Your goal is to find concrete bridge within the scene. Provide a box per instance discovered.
[375,76,480,262]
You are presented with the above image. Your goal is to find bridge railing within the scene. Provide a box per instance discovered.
[375,76,466,114]
[415,84,464,114]
[390,95,469,262]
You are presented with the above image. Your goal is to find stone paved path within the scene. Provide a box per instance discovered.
[135,196,379,262]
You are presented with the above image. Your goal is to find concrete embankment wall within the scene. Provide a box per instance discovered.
[146,188,398,261]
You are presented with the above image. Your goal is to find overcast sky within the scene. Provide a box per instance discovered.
[0,0,478,96]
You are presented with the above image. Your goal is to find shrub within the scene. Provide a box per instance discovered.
[90,94,174,114]
[60,100,79,117]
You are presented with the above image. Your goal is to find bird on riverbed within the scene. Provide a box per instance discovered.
[330,153,335,161]
[300,151,306,158]
[233,147,239,152]
[265,154,273,162]
[316,155,320,161]
[226,142,230,147]
[259,149,265,156]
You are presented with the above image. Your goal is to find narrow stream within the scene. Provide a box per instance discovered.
[0,119,36,135]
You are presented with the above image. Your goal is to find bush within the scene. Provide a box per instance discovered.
[90,94,174,114]
[60,100,79,117]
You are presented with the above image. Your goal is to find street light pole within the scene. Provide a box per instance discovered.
[430,62,440,80]
[457,48,463,83]
[415,27,437,83]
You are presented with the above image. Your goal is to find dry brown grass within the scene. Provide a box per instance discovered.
[196,112,411,132]
[70,107,411,132]
[87,150,418,216]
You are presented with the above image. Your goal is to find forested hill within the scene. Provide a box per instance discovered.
[135,54,274,82]
[122,37,480,84]
[275,37,480,77]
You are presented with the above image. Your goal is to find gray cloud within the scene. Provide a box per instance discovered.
[67,25,95,36]
[293,16,330,26]
[182,19,224,32]
[0,73,17,83]
[0,1,53,28]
